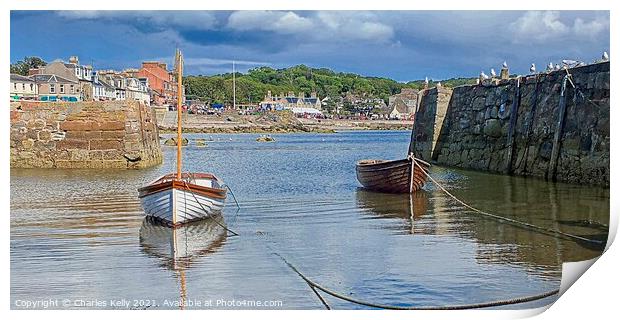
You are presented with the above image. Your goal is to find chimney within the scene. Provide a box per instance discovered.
[69,56,79,65]
[500,67,509,80]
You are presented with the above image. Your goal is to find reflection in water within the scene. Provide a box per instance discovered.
[10,132,610,309]
[139,217,227,309]
[355,189,429,234]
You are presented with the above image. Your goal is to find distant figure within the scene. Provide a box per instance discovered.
[530,63,536,74]
[602,51,609,61]
[502,61,508,68]
[547,62,554,72]
[490,68,496,78]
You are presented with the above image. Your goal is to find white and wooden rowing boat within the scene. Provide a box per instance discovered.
[138,173,227,226]
[137,49,228,227]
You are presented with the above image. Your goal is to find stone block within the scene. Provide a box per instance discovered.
[57,138,89,150]
[89,139,123,150]
[21,139,35,150]
[483,119,502,137]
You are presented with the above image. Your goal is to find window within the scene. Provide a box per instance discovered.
[50,84,55,93]
[30,84,34,91]
[60,84,65,94]
[22,83,25,90]
[70,85,75,94]
[13,83,16,90]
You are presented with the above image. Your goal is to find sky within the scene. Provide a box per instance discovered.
[10,10,610,82]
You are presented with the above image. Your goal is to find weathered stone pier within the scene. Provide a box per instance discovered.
[10,100,162,169]
[411,62,609,187]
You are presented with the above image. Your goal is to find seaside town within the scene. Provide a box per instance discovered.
[10,55,422,125]
[9,9,611,314]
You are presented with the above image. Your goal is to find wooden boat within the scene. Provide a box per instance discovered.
[356,155,430,193]
[137,49,227,227]
[138,173,227,226]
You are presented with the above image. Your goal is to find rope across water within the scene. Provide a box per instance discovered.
[183,178,563,310]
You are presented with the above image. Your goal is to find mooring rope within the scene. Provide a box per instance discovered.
[414,162,604,245]
[182,174,567,309]
[183,181,239,236]
[269,248,558,310]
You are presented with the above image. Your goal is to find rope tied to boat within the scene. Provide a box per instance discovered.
[182,181,239,236]
[413,162,604,245]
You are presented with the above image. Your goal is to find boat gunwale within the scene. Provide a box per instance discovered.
[356,157,431,169]
[138,179,227,199]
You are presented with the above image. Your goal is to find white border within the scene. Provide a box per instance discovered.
[3,1,617,320]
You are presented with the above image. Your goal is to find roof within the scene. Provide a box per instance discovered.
[10,74,35,83]
[33,74,78,84]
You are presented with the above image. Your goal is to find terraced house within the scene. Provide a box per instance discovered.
[10,74,38,100]
[32,74,80,102]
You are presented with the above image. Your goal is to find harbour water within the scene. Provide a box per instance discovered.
[10,131,609,309]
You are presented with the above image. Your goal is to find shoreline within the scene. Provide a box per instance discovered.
[156,112,414,134]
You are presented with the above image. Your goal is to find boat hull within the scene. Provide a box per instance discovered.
[138,173,227,226]
[356,157,430,193]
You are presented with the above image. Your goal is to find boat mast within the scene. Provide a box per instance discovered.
[232,61,236,109]
[176,49,183,180]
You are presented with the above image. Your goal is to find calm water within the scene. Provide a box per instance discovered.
[10,131,609,310]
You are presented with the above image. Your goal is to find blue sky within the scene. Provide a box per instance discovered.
[10,10,610,82]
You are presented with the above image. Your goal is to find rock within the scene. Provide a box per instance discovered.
[256,135,275,142]
[164,137,188,146]
[195,139,207,147]
[483,119,502,137]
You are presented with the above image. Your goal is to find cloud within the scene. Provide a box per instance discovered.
[509,11,610,43]
[510,11,569,42]
[227,10,394,43]
[227,11,313,34]
[56,10,219,31]
[573,16,609,37]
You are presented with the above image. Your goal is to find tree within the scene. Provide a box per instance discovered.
[10,56,47,76]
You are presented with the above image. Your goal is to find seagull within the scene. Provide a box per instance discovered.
[490,68,496,77]
[530,63,536,74]
[602,51,609,61]
[480,71,489,79]
[502,61,508,69]
[547,62,554,72]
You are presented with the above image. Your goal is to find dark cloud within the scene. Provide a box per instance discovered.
[10,10,610,81]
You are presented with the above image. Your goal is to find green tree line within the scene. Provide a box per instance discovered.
[184,64,476,105]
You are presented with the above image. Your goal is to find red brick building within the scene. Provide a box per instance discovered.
[137,61,184,106]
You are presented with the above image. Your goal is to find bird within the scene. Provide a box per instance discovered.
[602,51,609,61]
[502,61,508,69]
[530,63,536,73]
[490,68,496,77]
[547,62,554,72]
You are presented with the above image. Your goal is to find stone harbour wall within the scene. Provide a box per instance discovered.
[411,62,609,187]
[10,100,163,169]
